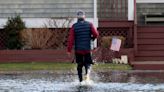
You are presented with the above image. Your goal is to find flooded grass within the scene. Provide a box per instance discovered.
[0,62,75,71]
[0,62,131,71]
[1,62,163,92]
[93,63,132,70]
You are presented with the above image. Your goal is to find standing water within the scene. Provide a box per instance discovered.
[0,70,164,92]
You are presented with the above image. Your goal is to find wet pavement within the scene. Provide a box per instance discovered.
[0,70,164,92]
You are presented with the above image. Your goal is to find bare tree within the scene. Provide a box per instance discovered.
[20,17,74,49]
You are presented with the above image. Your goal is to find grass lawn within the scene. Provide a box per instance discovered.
[0,62,132,71]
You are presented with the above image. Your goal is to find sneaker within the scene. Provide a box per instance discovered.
[84,74,90,81]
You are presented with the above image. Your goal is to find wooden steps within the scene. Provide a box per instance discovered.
[131,61,164,70]
[133,26,164,70]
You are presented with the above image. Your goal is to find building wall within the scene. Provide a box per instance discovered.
[97,0,135,21]
[137,0,164,3]
[97,0,128,20]
[0,0,94,18]
[0,0,138,27]
[0,0,98,28]
[137,3,164,25]
[136,0,164,25]
[0,0,138,28]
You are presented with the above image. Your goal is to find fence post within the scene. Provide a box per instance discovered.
[134,0,138,54]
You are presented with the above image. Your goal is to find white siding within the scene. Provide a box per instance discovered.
[128,0,134,20]
[0,0,94,18]
[137,0,164,3]
[0,0,98,28]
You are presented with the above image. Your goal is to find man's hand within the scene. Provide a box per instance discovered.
[92,47,98,53]
[67,52,75,63]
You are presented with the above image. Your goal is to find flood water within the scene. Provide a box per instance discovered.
[0,70,164,92]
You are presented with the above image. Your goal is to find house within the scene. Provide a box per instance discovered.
[0,0,98,62]
[0,0,164,70]
[98,0,164,70]
[132,0,164,70]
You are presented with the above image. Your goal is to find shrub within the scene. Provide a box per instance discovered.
[4,15,26,49]
[100,36,125,63]
[101,36,125,48]
[21,28,71,49]
[20,28,58,49]
[101,36,112,48]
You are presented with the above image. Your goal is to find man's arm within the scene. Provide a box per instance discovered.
[67,26,75,53]
[90,23,99,40]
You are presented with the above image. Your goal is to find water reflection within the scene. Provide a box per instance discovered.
[0,70,164,92]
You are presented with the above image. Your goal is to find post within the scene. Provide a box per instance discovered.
[93,0,98,48]
[128,0,134,20]
[133,0,138,54]
[94,0,97,21]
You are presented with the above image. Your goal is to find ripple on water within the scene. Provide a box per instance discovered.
[0,79,164,92]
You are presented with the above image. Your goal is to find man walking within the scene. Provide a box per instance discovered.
[67,10,99,82]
